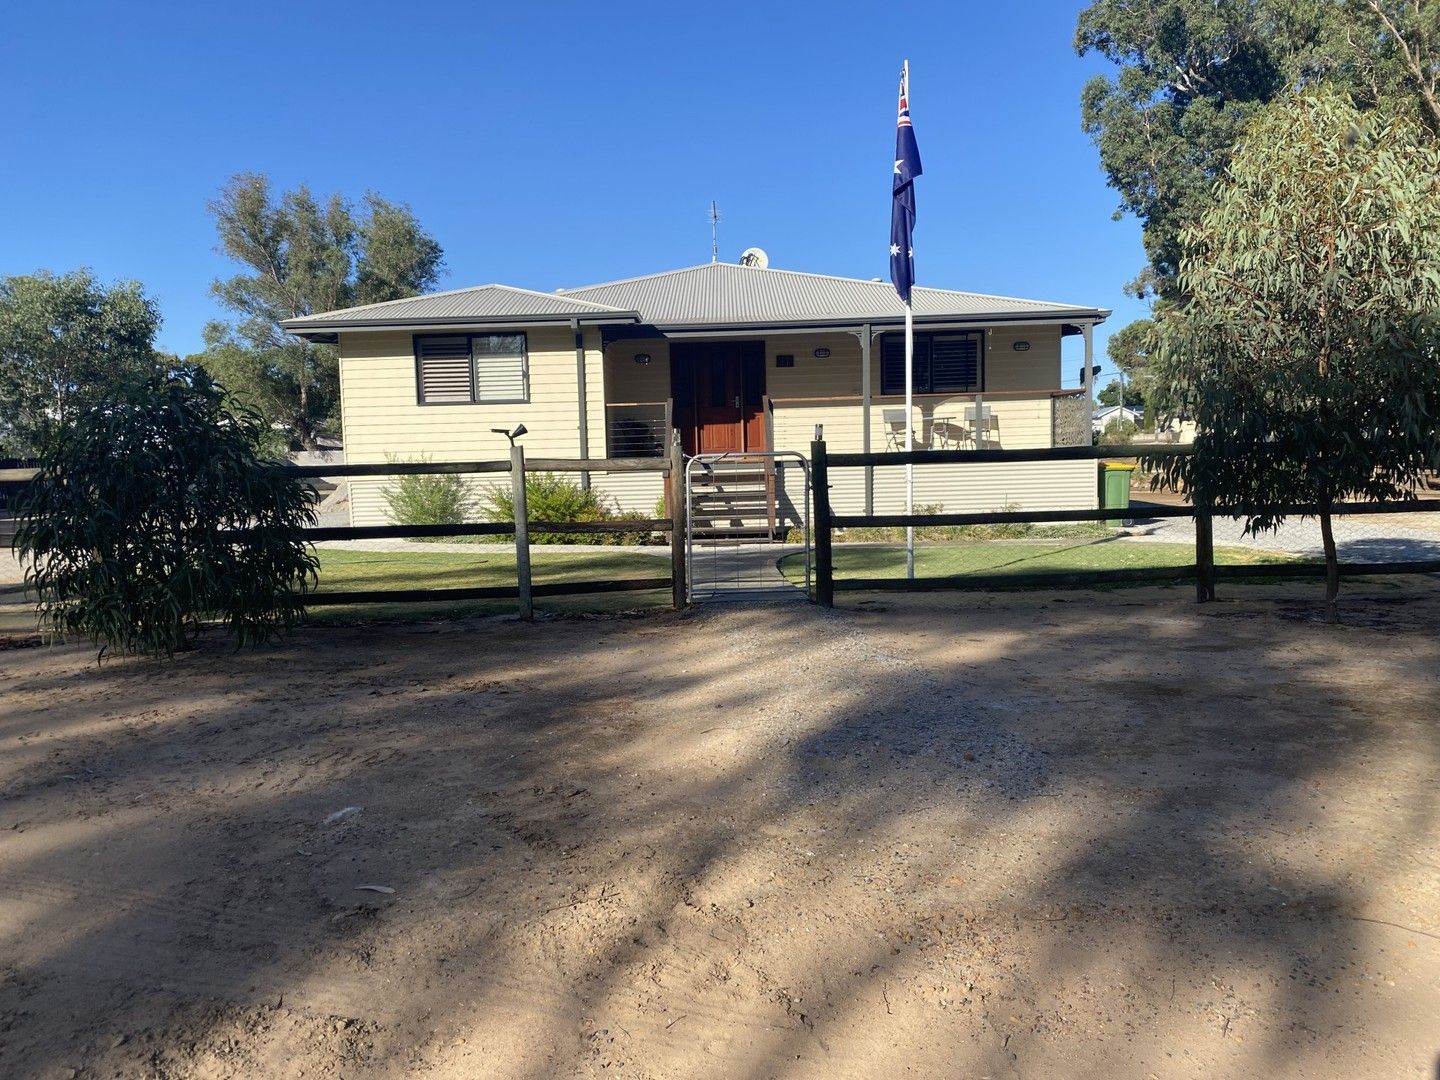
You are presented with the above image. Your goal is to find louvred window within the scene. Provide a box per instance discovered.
[415,333,529,404]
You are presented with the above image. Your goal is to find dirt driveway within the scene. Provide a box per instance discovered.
[2,584,1438,1079]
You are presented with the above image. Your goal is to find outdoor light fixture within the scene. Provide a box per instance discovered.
[491,424,527,446]
[813,347,831,358]
[633,353,651,365]
[1012,340,1031,352]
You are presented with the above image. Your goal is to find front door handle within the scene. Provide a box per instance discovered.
[734,396,742,409]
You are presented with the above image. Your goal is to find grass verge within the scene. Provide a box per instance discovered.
[779,538,1299,584]
[307,547,671,622]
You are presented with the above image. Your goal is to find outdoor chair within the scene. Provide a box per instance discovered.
[964,405,995,448]
[884,408,914,451]
[930,418,969,450]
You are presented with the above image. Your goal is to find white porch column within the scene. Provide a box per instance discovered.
[573,319,590,490]
[860,322,873,515]
[1082,322,1095,440]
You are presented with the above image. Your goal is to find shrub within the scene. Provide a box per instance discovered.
[816,502,1103,544]
[607,508,658,546]
[382,455,475,525]
[482,473,660,545]
[16,367,318,657]
[1097,419,1138,446]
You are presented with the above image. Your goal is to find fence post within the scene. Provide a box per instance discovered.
[1195,503,1216,603]
[510,443,533,619]
[668,433,686,609]
[811,437,833,607]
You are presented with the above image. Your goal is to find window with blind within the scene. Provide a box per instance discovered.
[414,333,529,405]
[880,331,983,395]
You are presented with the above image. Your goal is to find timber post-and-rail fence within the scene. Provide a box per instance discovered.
[808,439,1440,608]
[8,439,1440,615]
[0,441,688,619]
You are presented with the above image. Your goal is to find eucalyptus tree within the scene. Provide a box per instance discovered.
[1076,0,1440,300]
[1153,91,1440,621]
[199,174,445,449]
[0,270,163,456]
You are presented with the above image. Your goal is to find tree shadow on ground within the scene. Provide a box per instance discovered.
[1,582,1438,1078]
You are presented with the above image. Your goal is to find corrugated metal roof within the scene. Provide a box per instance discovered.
[282,283,636,331]
[283,263,1107,335]
[563,263,1105,327]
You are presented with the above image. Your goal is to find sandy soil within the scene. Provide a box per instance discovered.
[2,584,1439,1079]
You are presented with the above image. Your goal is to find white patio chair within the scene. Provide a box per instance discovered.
[963,405,995,448]
[883,408,913,451]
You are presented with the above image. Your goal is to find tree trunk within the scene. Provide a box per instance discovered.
[296,352,317,451]
[1319,501,1340,624]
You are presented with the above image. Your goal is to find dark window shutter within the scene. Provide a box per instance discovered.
[881,335,907,395]
[417,336,474,403]
[930,334,981,392]
[881,333,933,394]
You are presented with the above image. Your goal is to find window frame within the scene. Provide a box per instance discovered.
[879,329,985,396]
[413,331,530,406]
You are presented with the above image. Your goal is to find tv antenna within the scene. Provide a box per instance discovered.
[708,201,721,262]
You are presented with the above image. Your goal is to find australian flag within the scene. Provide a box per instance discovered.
[890,62,922,305]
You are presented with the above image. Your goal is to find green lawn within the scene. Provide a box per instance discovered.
[310,547,671,621]
[779,539,1297,585]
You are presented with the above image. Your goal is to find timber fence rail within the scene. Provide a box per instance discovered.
[809,438,1440,607]
[3,443,689,618]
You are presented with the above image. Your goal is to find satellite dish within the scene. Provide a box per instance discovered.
[739,247,770,269]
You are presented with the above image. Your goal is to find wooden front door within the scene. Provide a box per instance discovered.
[671,341,767,456]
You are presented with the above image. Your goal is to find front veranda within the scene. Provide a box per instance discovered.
[598,324,1096,524]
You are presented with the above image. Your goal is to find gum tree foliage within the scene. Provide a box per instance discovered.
[1100,318,1179,423]
[1152,91,1440,620]
[16,367,319,657]
[0,270,164,456]
[1076,0,1440,300]
[1104,318,1157,402]
[197,174,445,450]
[1097,378,1145,408]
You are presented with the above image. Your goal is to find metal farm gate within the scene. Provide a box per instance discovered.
[684,451,811,603]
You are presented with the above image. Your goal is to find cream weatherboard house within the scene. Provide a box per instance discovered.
[281,260,1109,527]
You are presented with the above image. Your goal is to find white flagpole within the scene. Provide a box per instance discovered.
[903,58,915,582]
[905,300,914,580]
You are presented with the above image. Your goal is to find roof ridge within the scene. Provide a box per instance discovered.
[563,263,718,294]
[294,282,630,323]
[715,263,1088,309]
[910,282,1089,309]
[300,282,513,321]
[565,261,1091,310]
[479,283,629,312]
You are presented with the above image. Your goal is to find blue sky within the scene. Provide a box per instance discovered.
[3,0,1148,386]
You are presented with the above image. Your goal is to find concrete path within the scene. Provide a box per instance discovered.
[1126,503,1440,562]
[688,541,809,602]
[0,547,22,588]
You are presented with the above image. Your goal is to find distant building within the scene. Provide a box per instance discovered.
[1093,404,1143,432]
